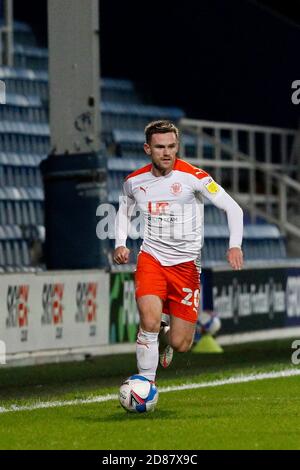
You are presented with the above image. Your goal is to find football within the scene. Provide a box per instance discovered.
[199,311,221,335]
[119,374,159,413]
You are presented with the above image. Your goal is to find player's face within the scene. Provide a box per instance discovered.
[144,132,178,175]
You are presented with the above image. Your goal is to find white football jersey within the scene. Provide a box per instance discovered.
[115,158,243,266]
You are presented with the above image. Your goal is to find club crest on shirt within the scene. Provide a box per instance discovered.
[170,182,182,195]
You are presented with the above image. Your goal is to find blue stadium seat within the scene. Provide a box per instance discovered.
[13,44,49,70]
[203,201,227,225]
[107,156,149,202]
[202,223,286,265]
[0,66,49,100]
[0,186,44,227]
[101,78,141,104]
[0,225,31,270]
[0,122,50,154]
[110,129,224,159]
[102,103,185,135]
[4,21,37,47]
[0,93,47,123]
[0,68,144,104]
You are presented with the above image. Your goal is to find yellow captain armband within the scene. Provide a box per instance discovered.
[205,179,220,194]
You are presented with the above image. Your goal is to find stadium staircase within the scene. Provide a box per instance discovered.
[179,118,300,259]
[0,20,297,272]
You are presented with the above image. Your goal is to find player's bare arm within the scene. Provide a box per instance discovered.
[113,246,130,264]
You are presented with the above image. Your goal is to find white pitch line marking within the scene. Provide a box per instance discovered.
[0,368,299,414]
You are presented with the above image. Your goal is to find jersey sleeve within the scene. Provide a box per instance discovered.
[115,179,136,249]
[192,172,244,249]
[211,190,244,248]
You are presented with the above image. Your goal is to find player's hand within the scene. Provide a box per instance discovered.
[226,247,243,270]
[113,246,130,264]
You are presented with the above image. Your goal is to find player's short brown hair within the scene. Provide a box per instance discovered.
[144,120,179,144]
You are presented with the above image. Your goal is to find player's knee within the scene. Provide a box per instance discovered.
[140,318,160,333]
[170,338,192,353]
[137,298,162,333]
[174,344,190,353]
[179,341,193,353]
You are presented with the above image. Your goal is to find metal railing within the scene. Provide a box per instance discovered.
[179,117,300,239]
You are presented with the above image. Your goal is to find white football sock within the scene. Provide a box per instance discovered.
[136,328,159,382]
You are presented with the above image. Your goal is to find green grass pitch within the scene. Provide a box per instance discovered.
[0,339,299,450]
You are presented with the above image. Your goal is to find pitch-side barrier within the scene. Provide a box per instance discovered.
[0,269,110,366]
[110,261,300,347]
[1,261,300,366]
